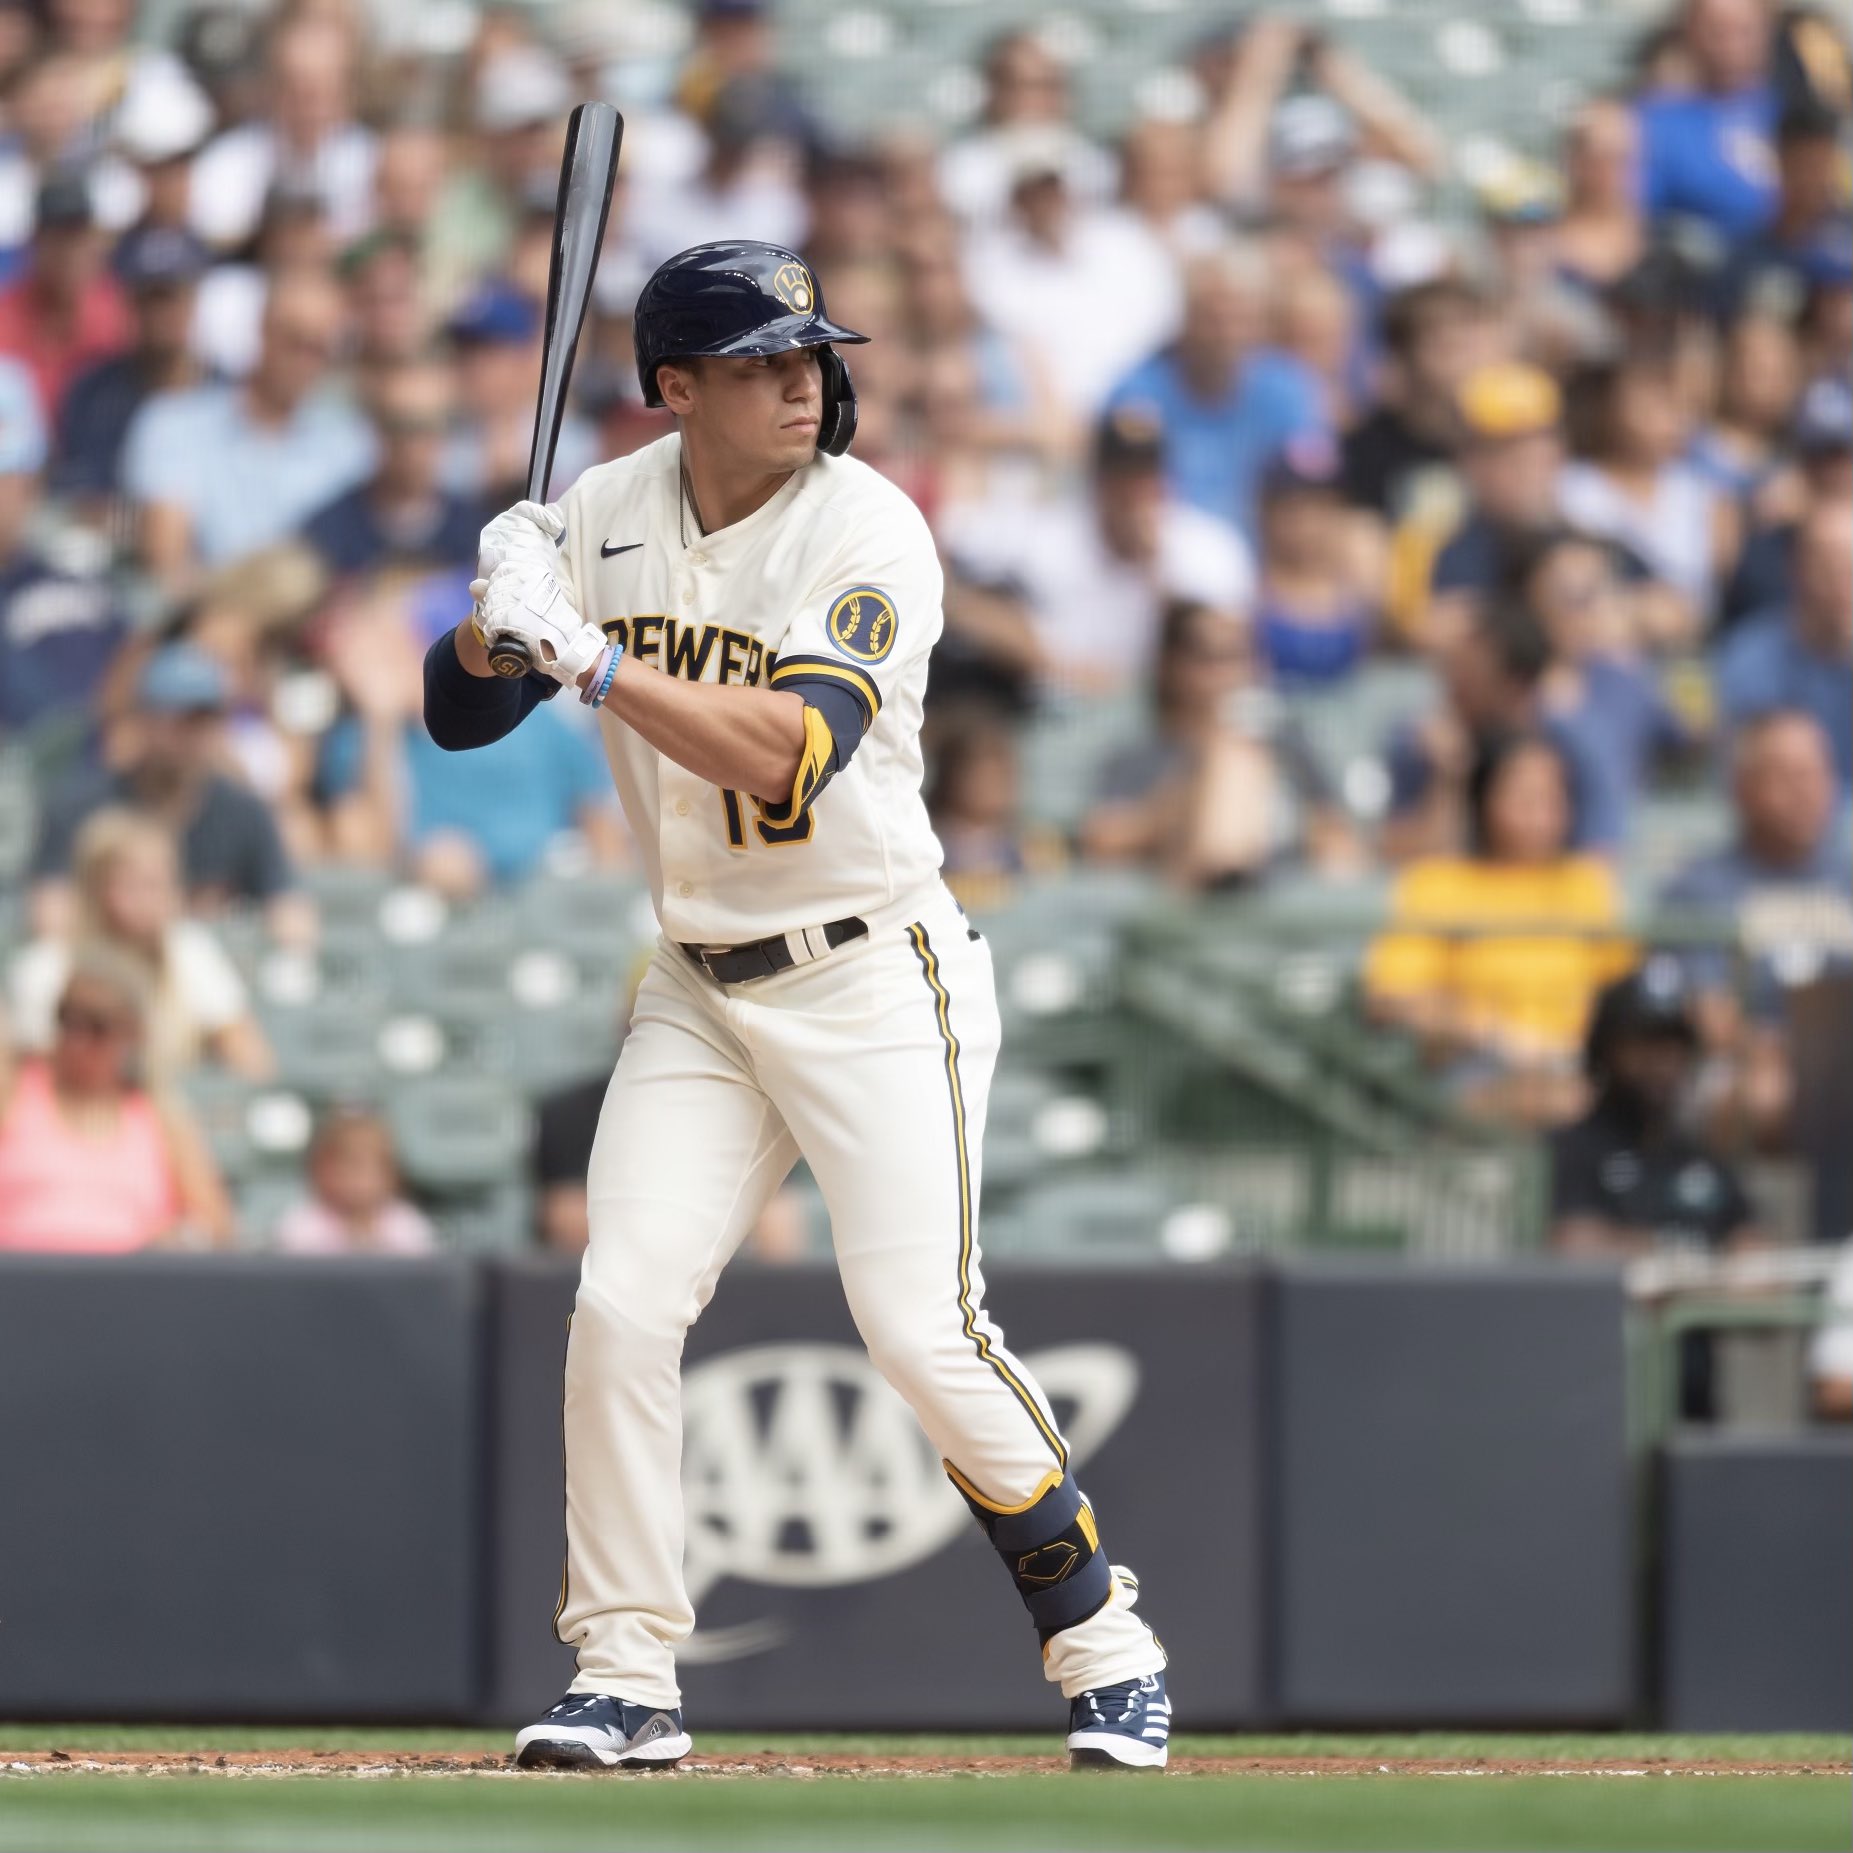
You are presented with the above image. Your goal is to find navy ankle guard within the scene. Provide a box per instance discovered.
[947,1463,1113,1644]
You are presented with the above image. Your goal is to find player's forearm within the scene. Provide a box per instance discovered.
[423,626,546,751]
[596,656,806,801]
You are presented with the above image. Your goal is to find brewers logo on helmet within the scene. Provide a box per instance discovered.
[632,241,866,454]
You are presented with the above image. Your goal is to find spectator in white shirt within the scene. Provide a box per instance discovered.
[9,806,273,1087]
[943,407,1253,698]
[624,76,809,271]
[123,265,373,582]
[939,28,1116,229]
[962,135,1182,421]
[189,14,377,251]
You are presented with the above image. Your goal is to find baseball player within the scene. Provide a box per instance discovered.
[424,242,1170,1771]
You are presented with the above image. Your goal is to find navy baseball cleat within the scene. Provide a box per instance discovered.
[1066,1670,1172,1770]
[514,1692,692,1770]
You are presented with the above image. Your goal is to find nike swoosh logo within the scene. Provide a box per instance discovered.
[601,541,642,558]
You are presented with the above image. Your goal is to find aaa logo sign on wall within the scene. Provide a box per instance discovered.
[679,1342,1139,1663]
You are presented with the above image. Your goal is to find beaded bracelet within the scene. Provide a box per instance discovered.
[579,641,624,708]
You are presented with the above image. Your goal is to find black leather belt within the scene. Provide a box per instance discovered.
[681,916,868,985]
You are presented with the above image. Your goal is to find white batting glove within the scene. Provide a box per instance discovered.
[473,560,607,687]
[478,499,567,583]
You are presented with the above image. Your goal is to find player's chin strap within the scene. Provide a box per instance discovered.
[945,1460,1113,1645]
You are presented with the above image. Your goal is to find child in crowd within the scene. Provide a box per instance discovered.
[273,1106,436,1256]
[1251,434,1381,688]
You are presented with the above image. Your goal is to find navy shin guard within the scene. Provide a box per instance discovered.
[948,1464,1112,1644]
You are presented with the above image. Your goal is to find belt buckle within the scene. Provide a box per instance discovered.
[695,944,728,979]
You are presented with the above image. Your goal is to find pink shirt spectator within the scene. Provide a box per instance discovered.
[272,1198,437,1256]
[0,274,133,422]
[0,1060,179,1252]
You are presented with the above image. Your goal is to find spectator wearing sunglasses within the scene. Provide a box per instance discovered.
[120,265,373,585]
[0,951,233,1252]
[302,359,483,577]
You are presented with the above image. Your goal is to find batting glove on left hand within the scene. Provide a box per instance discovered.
[471,560,607,687]
[478,499,566,583]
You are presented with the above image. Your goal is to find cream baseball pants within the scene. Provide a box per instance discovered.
[557,882,1165,1708]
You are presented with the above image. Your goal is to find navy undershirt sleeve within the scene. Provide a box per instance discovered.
[422,628,558,751]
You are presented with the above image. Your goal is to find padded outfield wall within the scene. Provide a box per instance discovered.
[0,1254,1844,1730]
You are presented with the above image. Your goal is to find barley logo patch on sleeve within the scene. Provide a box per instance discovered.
[825,586,898,664]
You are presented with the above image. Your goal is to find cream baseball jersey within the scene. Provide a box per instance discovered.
[554,432,945,944]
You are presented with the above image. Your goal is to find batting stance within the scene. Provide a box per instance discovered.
[424,243,1170,1771]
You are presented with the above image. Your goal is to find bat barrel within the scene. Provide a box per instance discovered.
[484,100,623,688]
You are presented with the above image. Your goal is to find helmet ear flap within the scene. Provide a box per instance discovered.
[816,345,857,456]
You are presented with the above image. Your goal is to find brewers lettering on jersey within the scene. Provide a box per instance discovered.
[424,241,1170,1773]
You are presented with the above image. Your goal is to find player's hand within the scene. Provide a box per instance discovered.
[473,560,606,686]
[478,499,566,582]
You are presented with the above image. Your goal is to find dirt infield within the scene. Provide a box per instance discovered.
[6,1749,1844,1780]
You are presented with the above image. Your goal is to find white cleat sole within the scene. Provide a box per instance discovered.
[513,1724,693,1771]
[1066,1729,1169,1771]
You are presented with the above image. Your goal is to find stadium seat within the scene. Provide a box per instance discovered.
[298,866,395,939]
[261,994,386,1098]
[388,1073,532,1194]
[429,1179,536,1254]
[986,1167,1174,1261]
[0,749,37,887]
[515,873,658,985]
[1018,692,1145,836]
[234,1171,306,1250]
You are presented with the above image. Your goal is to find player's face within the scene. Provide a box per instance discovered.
[676,350,823,472]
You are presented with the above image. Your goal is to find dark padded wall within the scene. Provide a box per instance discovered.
[483,1259,1266,1730]
[1269,1261,1633,1724]
[1660,1435,1853,1731]
[0,1256,482,1719]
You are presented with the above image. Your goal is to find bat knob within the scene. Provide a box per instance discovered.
[487,638,533,679]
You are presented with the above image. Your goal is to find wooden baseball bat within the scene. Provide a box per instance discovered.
[486,100,625,680]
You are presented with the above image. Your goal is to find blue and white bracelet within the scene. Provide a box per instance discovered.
[579,640,624,708]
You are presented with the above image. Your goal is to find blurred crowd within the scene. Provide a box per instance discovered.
[0,0,1849,1407]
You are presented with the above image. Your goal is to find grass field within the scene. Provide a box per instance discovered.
[1,1727,1846,1852]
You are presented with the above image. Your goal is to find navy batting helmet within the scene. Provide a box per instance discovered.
[632,241,867,455]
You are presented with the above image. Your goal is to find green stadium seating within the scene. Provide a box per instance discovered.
[0,749,37,889]
[388,1073,532,1194]
[431,1180,536,1254]
[260,993,386,1098]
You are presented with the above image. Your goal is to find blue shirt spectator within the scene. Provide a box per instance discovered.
[0,355,127,741]
[1637,85,1778,246]
[123,381,374,571]
[31,646,294,908]
[1108,250,1325,539]
[120,269,374,575]
[1660,710,1853,1012]
[1548,658,1690,850]
[301,359,483,578]
[1719,378,1853,630]
[1386,711,1622,853]
[1714,504,1853,791]
[318,700,613,886]
[0,553,129,740]
[50,226,212,504]
[303,486,483,578]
